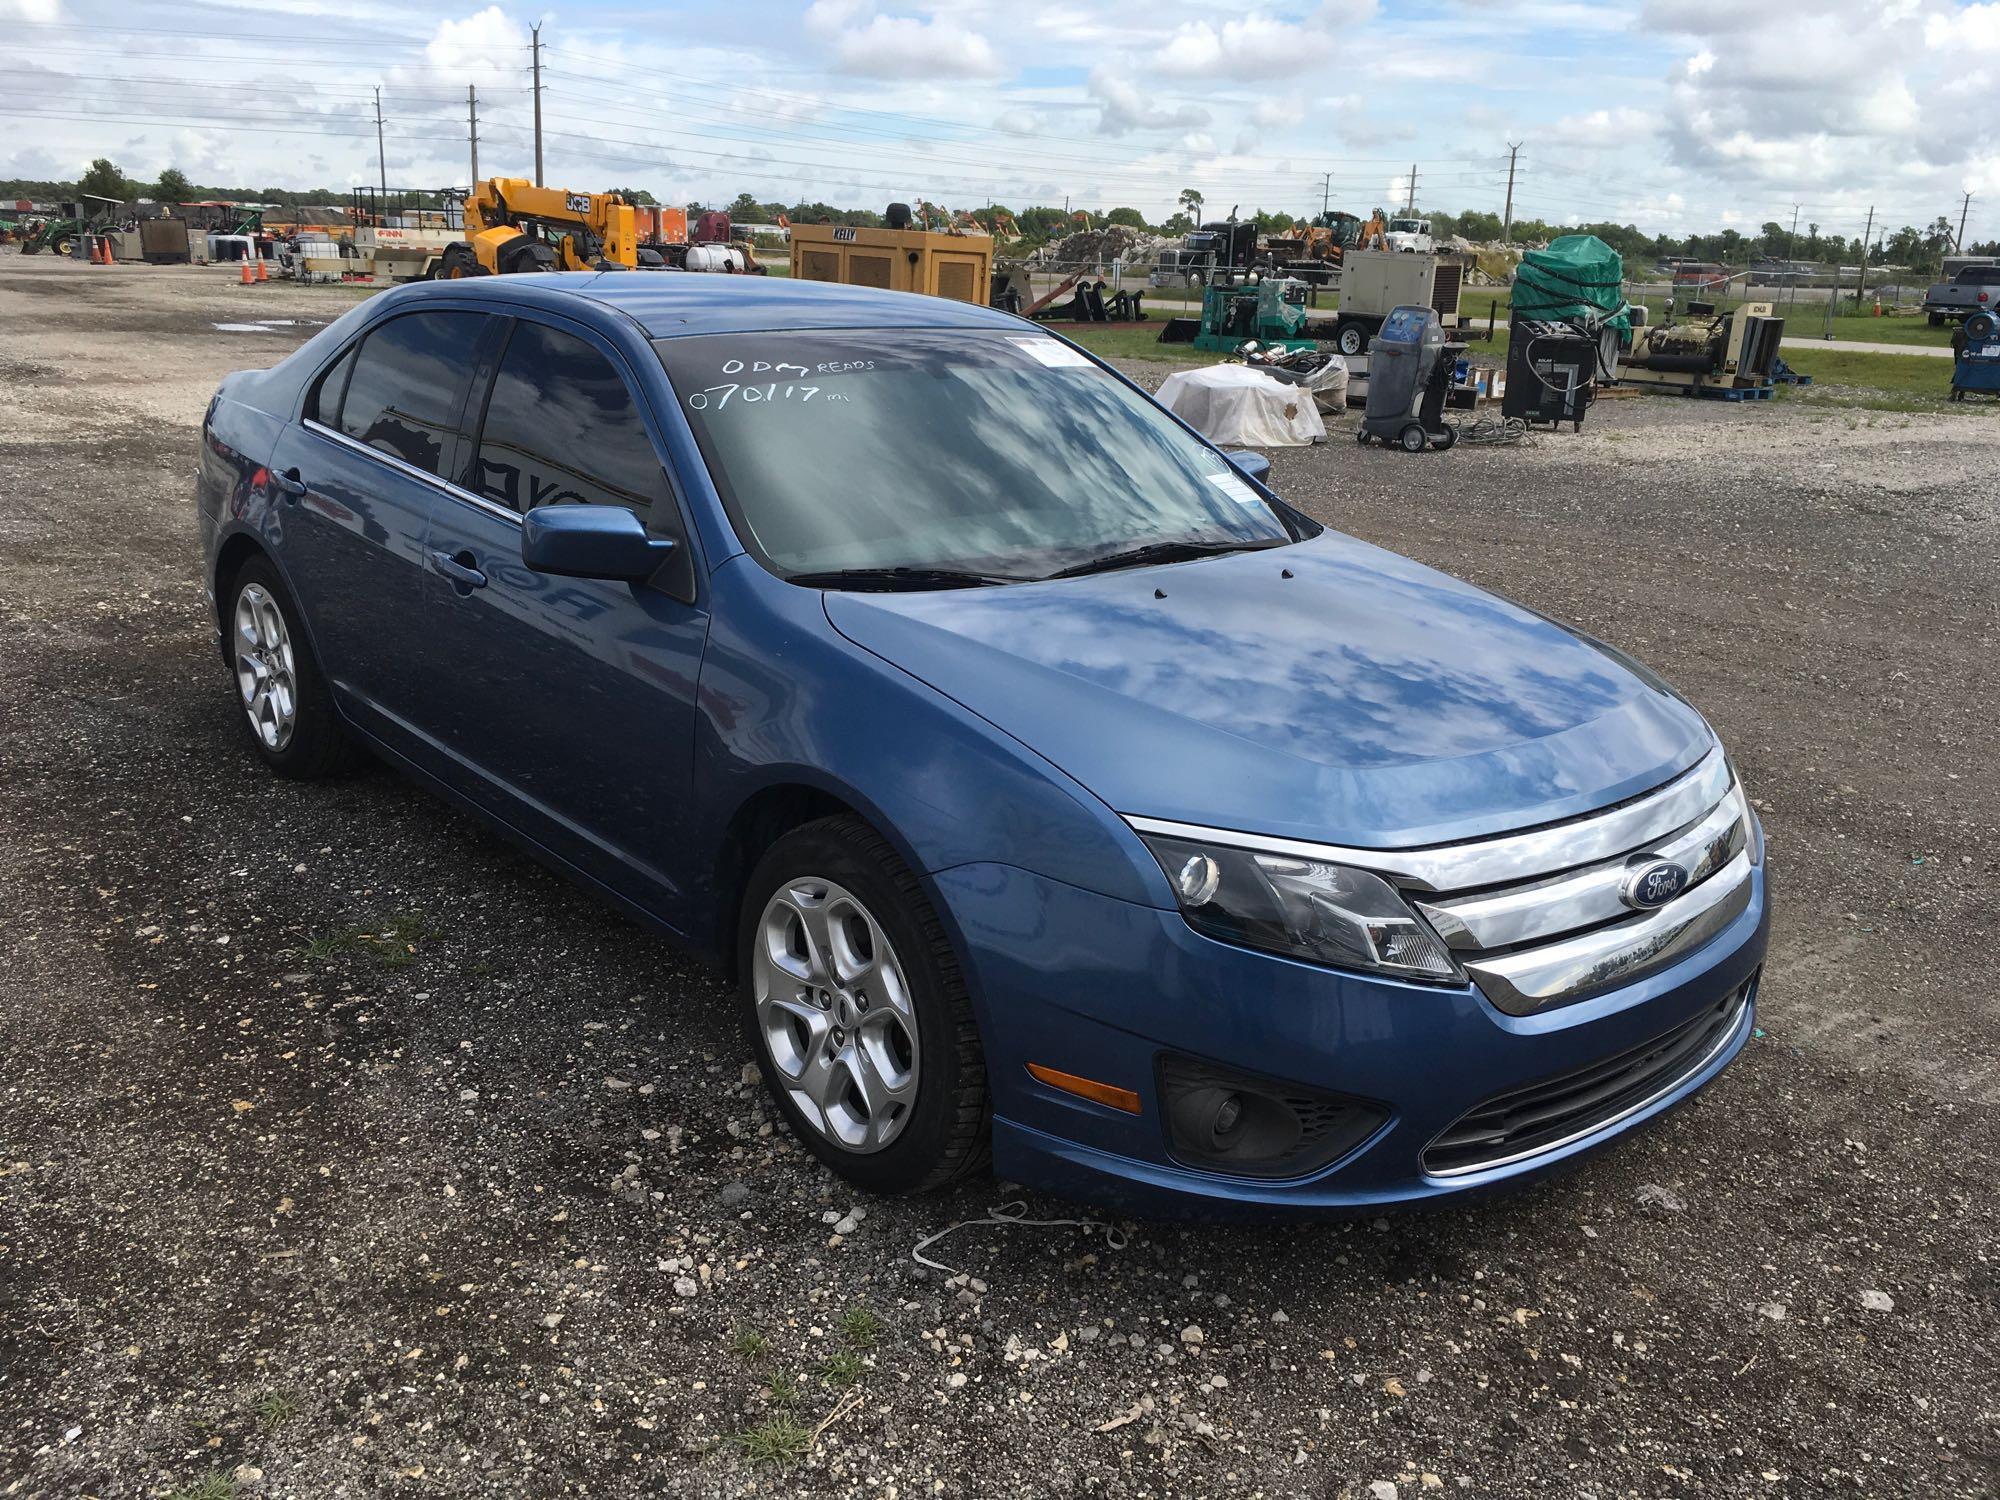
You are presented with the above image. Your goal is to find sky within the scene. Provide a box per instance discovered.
[3,0,1996,245]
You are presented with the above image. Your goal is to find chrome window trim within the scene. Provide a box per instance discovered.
[1460,848,1754,1012]
[1425,991,1751,1179]
[1418,785,1748,952]
[303,418,522,526]
[1122,747,1730,894]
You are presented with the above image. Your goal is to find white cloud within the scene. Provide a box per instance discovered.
[1925,1,2000,48]
[0,0,62,21]
[1087,68,1211,136]
[811,7,1008,79]
[1156,14,1330,80]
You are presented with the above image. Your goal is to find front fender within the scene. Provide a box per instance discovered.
[688,556,1166,949]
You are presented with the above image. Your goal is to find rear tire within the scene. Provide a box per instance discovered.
[223,557,364,779]
[739,816,989,1195]
[1400,422,1428,453]
[1336,321,1367,357]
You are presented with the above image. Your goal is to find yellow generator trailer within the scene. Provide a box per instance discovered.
[789,216,992,306]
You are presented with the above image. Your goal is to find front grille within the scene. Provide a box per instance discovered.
[1423,980,1754,1177]
[1407,749,1755,1015]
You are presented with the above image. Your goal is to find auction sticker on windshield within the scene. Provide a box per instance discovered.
[1008,337,1096,369]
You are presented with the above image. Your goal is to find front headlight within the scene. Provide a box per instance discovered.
[1137,832,1462,983]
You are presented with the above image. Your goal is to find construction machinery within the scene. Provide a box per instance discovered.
[789,203,992,305]
[1258,210,1386,285]
[18,213,83,257]
[433,178,641,277]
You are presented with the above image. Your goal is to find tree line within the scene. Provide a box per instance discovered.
[9,159,1993,274]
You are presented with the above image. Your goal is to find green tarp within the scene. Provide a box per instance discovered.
[1512,234,1628,333]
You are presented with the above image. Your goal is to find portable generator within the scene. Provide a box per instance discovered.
[1356,304,1464,452]
[1951,310,2000,401]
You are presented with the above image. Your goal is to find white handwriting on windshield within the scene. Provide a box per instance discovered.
[688,382,849,411]
[720,358,811,378]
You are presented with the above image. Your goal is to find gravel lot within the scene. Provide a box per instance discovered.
[2,255,1995,1500]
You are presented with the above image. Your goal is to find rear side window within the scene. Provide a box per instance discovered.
[471,320,661,515]
[337,311,486,476]
[306,344,357,427]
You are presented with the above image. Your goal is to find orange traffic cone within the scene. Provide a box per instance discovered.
[240,257,255,285]
[256,256,269,283]
[1873,295,1882,317]
[93,237,108,265]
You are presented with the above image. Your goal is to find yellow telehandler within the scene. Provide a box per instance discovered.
[433,178,644,277]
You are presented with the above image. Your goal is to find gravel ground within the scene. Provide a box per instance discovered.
[1,255,1996,1500]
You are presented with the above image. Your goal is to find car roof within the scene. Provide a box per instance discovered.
[397,271,1028,338]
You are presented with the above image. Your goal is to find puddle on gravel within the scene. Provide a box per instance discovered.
[211,319,326,333]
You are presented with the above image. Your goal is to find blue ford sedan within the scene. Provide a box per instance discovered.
[195,274,1767,1215]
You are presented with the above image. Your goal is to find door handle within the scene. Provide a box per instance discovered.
[428,548,488,591]
[272,467,307,500]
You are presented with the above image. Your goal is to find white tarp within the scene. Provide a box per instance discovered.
[1156,363,1327,447]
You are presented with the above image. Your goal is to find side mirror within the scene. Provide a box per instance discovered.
[1227,450,1272,488]
[521,504,675,581]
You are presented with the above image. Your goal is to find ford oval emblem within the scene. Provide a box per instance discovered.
[1621,858,1688,911]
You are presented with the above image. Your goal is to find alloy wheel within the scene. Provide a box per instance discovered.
[752,876,920,1153]
[233,582,298,751]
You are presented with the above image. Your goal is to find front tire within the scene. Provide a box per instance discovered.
[1336,320,1367,357]
[224,557,362,779]
[740,816,989,1195]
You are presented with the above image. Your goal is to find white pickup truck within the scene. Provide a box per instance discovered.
[1382,216,1435,254]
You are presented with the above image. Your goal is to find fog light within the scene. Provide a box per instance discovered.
[1159,1055,1388,1179]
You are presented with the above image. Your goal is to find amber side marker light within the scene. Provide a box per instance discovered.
[1026,1063,1142,1114]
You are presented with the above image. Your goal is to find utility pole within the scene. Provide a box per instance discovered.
[373,86,386,192]
[1854,204,1873,307]
[468,84,479,185]
[1319,171,1330,221]
[1957,191,1973,250]
[531,23,545,188]
[1404,163,1418,215]
[1502,142,1521,244]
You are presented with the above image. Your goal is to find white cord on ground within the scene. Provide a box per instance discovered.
[1459,414,1535,446]
[912,1199,1130,1276]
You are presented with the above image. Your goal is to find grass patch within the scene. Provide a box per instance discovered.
[1057,323,1219,365]
[837,1306,880,1349]
[253,1389,301,1429]
[818,1350,867,1388]
[165,1475,237,1500]
[1780,348,1962,408]
[732,1412,814,1467]
[298,911,438,968]
[731,1325,771,1362]
[765,1369,802,1407]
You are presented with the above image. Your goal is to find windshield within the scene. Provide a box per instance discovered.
[655,329,1302,582]
[1390,219,1423,233]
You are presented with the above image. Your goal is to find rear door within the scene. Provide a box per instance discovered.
[268,308,494,755]
[415,310,710,921]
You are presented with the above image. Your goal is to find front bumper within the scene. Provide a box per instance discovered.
[933,859,1768,1220]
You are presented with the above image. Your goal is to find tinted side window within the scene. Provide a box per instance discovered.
[307,344,357,427]
[472,321,661,515]
[338,311,486,476]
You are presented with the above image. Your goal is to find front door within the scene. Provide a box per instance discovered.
[415,312,709,923]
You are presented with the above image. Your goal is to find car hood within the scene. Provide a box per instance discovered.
[823,532,1715,849]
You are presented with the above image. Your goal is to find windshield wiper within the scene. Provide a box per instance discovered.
[785,565,1026,591]
[1042,537,1287,581]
